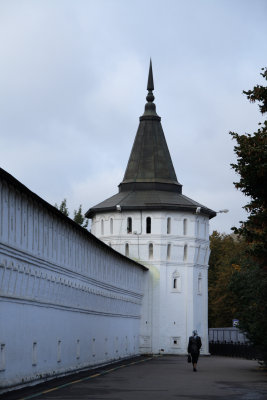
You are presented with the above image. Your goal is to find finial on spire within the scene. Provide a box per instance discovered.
[142,59,159,118]
[146,59,155,105]
[147,59,154,91]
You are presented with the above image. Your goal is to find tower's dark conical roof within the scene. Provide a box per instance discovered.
[119,112,181,193]
[85,62,216,219]
[120,60,181,193]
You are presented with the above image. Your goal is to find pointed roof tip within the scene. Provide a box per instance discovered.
[147,59,154,91]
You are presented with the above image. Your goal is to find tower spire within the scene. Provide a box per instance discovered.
[144,59,157,116]
[117,59,181,193]
[147,58,154,91]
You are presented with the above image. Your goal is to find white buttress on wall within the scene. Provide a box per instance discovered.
[91,210,210,355]
[0,173,147,393]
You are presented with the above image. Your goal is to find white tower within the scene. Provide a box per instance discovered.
[85,61,216,355]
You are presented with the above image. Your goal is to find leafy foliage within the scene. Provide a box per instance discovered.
[73,205,88,228]
[230,261,267,363]
[228,67,267,364]
[230,67,267,269]
[55,199,88,229]
[208,231,246,327]
[55,198,69,217]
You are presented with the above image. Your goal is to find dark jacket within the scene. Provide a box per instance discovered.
[187,335,202,354]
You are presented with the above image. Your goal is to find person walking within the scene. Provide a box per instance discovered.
[187,330,202,372]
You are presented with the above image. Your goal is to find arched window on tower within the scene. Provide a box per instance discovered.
[149,243,153,259]
[146,217,151,234]
[183,218,188,235]
[183,244,188,261]
[110,218,113,235]
[127,217,132,233]
[125,243,129,257]
[172,271,181,292]
[167,243,171,260]
[167,217,171,234]
[101,219,104,235]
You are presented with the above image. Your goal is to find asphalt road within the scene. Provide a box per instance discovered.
[2,355,267,400]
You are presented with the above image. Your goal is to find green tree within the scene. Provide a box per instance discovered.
[55,199,88,229]
[55,199,69,217]
[229,67,267,364]
[208,231,246,327]
[230,262,267,362]
[230,67,267,268]
[73,205,88,229]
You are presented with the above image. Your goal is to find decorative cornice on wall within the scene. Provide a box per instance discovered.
[0,295,141,319]
[0,261,142,318]
[0,243,143,298]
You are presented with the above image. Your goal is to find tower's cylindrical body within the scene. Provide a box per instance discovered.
[90,210,210,354]
[86,61,216,355]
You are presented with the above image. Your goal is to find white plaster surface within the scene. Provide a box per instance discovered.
[0,175,146,393]
[91,209,210,355]
[0,169,212,393]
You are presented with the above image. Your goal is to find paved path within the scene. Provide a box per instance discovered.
[3,356,267,400]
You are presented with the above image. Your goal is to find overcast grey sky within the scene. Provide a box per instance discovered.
[1,0,266,233]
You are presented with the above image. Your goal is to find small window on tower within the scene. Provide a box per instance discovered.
[110,218,113,234]
[127,217,132,233]
[167,243,171,260]
[167,217,171,234]
[125,243,129,257]
[146,217,151,234]
[183,244,188,261]
[101,219,104,235]
[172,272,181,292]
[149,243,153,259]
[183,219,188,235]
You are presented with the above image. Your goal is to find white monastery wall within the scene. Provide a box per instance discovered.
[91,210,210,355]
[0,170,147,393]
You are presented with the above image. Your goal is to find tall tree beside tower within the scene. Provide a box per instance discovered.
[230,68,267,267]
[229,67,267,363]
